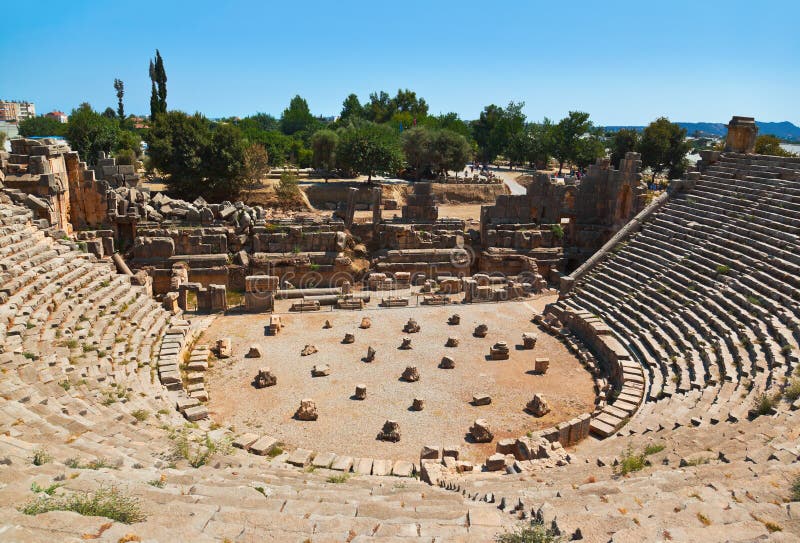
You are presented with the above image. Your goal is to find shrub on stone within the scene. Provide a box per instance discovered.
[495,519,562,542]
[20,485,146,524]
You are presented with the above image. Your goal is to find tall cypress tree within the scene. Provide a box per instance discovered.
[114,78,125,119]
[149,59,158,119]
[154,50,167,114]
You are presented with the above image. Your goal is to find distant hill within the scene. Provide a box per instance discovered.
[604,121,800,142]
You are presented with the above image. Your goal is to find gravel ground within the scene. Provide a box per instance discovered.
[202,294,595,462]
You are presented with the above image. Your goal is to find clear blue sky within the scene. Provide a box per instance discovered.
[1,0,798,125]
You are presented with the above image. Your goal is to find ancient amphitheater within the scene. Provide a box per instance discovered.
[0,117,799,541]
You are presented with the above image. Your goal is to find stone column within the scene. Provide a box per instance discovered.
[724,116,758,153]
[345,187,358,228]
[371,186,382,226]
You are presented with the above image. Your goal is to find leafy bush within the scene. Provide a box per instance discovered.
[496,519,562,543]
[32,447,52,466]
[644,443,665,456]
[326,474,349,484]
[274,172,302,207]
[20,486,145,524]
[615,446,646,476]
[754,393,778,416]
[131,410,149,422]
[550,224,564,241]
[784,379,800,402]
[170,431,231,468]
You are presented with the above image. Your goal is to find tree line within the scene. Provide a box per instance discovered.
[15,48,754,202]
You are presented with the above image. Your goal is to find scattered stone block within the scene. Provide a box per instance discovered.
[311,364,330,377]
[411,398,425,411]
[245,344,263,358]
[470,419,493,443]
[403,318,420,333]
[526,394,551,417]
[399,337,412,350]
[489,341,510,360]
[301,344,318,356]
[456,461,474,473]
[354,384,367,400]
[377,420,401,442]
[522,333,538,349]
[323,320,332,329]
[448,314,461,325]
[401,365,420,382]
[534,357,550,374]
[342,333,355,344]
[360,317,371,329]
[364,346,376,362]
[216,337,232,358]
[445,336,459,347]
[439,356,455,369]
[473,324,488,338]
[254,367,276,388]
[472,394,492,406]
[295,399,318,420]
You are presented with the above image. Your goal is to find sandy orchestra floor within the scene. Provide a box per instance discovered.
[202,295,595,462]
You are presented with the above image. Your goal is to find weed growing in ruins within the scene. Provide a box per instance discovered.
[169,429,232,468]
[550,224,564,241]
[22,352,36,360]
[32,447,52,466]
[716,264,730,275]
[790,476,800,502]
[746,296,761,306]
[784,379,800,402]
[20,485,145,524]
[267,444,284,458]
[31,482,64,495]
[754,393,778,416]
[131,410,149,422]
[495,519,563,543]
[615,446,647,476]
[644,443,665,456]
[696,512,711,526]
[58,379,71,391]
[327,474,349,484]
[147,475,166,488]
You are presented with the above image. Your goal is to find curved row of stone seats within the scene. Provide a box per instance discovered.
[565,154,800,423]
[0,201,504,540]
[432,407,800,541]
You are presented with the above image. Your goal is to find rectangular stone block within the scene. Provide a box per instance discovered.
[249,436,277,456]
[330,455,353,472]
[312,451,336,468]
[286,448,313,467]
[232,433,259,450]
[371,459,392,476]
[183,405,208,421]
[353,457,373,475]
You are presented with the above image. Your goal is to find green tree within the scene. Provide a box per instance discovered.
[115,130,142,157]
[608,128,640,168]
[149,50,167,117]
[339,94,364,122]
[280,95,315,135]
[422,112,473,140]
[639,117,691,181]
[526,120,553,168]
[401,126,433,180]
[364,91,393,123]
[241,142,270,201]
[114,78,125,119]
[391,89,428,120]
[430,129,471,177]
[549,111,597,175]
[472,102,526,164]
[18,116,66,137]
[573,126,606,169]
[754,134,796,157]
[311,129,339,181]
[336,121,403,181]
[102,107,117,119]
[146,111,248,201]
[66,103,120,164]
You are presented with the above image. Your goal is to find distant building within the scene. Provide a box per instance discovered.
[46,111,68,123]
[0,100,36,122]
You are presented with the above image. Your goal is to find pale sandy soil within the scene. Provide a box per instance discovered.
[202,295,595,462]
